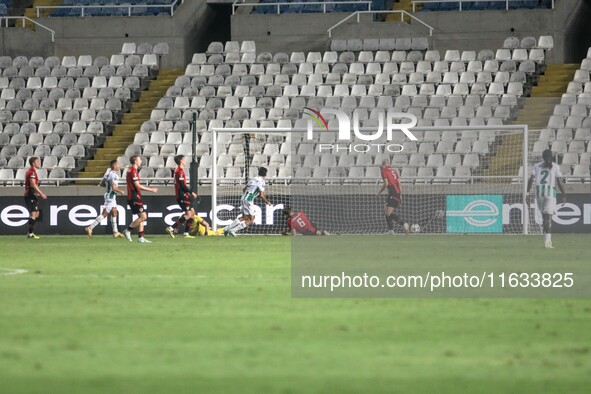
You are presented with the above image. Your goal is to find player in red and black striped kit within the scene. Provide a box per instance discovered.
[24,157,47,239]
[377,160,410,235]
[283,208,328,236]
[123,155,158,243]
[166,155,198,239]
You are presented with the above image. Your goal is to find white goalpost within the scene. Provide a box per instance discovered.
[211,125,536,235]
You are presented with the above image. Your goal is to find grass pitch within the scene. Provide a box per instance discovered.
[1,235,590,393]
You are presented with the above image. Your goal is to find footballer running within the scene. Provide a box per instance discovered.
[224,167,271,237]
[123,155,158,243]
[85,160,125,238]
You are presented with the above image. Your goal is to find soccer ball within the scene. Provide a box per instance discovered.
[410,224,421,233]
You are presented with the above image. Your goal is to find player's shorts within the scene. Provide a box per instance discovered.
[536,196,556,215]
[385,195,401,209]
[128,199,145,215]
[103,194,118,213]
[240,199,256,216]
[24,196,39,212]
[177,198,193,212]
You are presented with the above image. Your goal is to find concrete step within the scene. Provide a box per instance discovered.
[538,74,576,83]
[546,64,580,71]
[103,141,131,150]
[105,135,134,143]
[109,127,139,134]
[123,113,151,120]
[153,77,177,83]
[134,103,159,109]
[94,148,123,160]
[158,69,184,75]
[532,85,569,96]
[87,159,112,168]
[78,171,108,179]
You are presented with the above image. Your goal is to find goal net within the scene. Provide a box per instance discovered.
[211,125,535,235]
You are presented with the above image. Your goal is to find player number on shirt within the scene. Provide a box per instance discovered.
[540,170,549,185]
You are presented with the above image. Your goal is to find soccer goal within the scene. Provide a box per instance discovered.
[211,125,537,235]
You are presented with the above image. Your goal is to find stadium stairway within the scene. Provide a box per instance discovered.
[386,0,416,22]
[391,0,418,12]
[24,0,63,29]
[485,64,579,177]
[77,68,185,183]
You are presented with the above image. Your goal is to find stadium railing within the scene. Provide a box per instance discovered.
[232,1,373,15]
[35,0,184,17]
[327,10,434,37]
[411,0,555,12]
[0,16,55,41]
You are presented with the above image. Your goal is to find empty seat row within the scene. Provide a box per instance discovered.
[0,132,94,148]
[0,168,67,183]
[0,87,133,102]
[180,71,530,90]
[0,109,114,123]
[167,81,525,99]
[535,140,591,154]
[51,1,180,17]
[1,155,79,170]
[156,93,520,112]
[538,128,591,142]
[1,145,89,162]
[421,1,553,12]
[0,54,159,70]
[0,97,123,111]
[0,67,152,81]
[183,59,540,79]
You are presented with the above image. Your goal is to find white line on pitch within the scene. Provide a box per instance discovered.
[0,268,28,277]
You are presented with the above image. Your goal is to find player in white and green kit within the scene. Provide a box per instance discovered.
[224,167,272,237]
[85,160,125,238]
[527,149,566,249]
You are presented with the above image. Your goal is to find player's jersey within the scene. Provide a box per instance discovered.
[126,166,141,200]
[103,169,119,201]
[381,166,401,197]
[241,176,266,203]
[24,167,38,198]
[289,211,316,234]
[174,167,189,200]
[531,162,562,198]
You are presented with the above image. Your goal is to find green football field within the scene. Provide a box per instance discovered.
[1,235,590,393]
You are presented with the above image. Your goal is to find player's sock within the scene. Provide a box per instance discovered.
[234,221,248,232]
[544,233,551,244]
[391,214,404,225]
[127,226,134,233]
[184,218,194,234]
[172,216,187,230]
[385,215,394,231]
[138,231,145,239]
[229,217,242,230]
[89,215,102,230]
[28,218,35,235]
[111,217,119,233]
